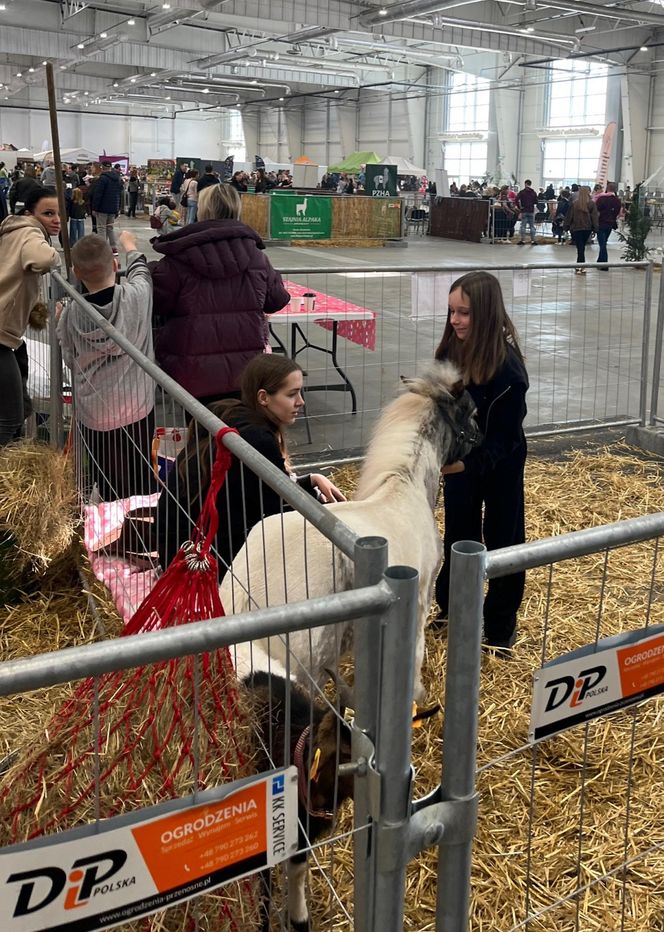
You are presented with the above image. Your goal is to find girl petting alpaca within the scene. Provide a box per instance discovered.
[432,270,529,651]
[157,354,346,574]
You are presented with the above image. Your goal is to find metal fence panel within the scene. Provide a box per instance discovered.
[273,262,654,462]
[440,514,664,932]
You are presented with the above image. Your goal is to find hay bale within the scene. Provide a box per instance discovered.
[0,440,78,589]
[303,443,664,930]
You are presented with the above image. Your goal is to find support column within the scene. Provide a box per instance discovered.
[494,85,521,184]
[241,110,259,164]
[284,106,303,161]
[621,71,650,187]
[336,102,357,159]
[406,85,427,169]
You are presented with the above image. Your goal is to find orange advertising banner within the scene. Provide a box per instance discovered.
[617,630,664,697]
[0,768,297,931]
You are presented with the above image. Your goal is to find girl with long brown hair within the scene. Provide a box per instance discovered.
[156,354,345,573]
[433,271,529,651]
[563,184,599,273]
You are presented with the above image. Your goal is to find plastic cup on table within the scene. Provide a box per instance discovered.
[290,296,303,312]
[303,292,316,312]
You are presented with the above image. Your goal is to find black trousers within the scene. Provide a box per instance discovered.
[0,344,24,445]
[78,409,157,501]
[128,191,138,217]
[435,455,526,643]
[572,229,592,263]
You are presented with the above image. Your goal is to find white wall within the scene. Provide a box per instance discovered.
[0,106,235,163]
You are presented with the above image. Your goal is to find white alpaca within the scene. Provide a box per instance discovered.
[295,197,308,216]
[221,362,478,700]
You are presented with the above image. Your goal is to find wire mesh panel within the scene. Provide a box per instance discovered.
[273,263,654,462]
[16,277,381,930]
[438,498,664,932]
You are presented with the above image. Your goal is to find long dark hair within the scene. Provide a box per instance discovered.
[178,354,303,496]
[434,271,523,385]
[22,184,57,214]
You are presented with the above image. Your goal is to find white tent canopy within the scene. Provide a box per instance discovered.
[32,147,99,164]
[382,155,427,176]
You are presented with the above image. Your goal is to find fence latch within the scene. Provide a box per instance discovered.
[377,786,479,872]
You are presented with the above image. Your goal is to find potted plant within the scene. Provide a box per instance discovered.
[619,182,652,262]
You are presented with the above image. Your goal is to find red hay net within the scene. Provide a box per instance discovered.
[0,428,260,929]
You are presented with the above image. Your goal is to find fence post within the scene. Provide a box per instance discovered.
[650,269,664,425]
[372,564,419,931]
[639,262,654,426]
[48,289,65,450]
[352,536,389,931]
[436,540,486,932]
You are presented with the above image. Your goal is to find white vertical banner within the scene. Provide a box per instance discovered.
[411,271,460,321]
[512,268,531,299]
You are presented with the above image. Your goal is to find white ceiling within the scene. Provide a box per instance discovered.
[0,0,662,117]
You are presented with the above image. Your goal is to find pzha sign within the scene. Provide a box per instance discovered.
[0,768,297,931]
[529,624,664,742]
[270,192,332,240]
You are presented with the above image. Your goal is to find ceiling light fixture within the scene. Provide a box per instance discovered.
[640,45,648,52]
[100,32,108,38]
[60,64,67,70]
[574,25,596,34]
[165,95,171,99]
[161,2,170,7]
[77,43,85,49]
[16,72,22,77]
[28,67,35,72]
[127,18,135,25]
[113,81,119,87]
[130,77,136,82]
[0,4,6,9]
[150,71,157,76]
[42,60,48,65]
[202,87,209,93]
[378,7,387,14]
[279,96,284,101]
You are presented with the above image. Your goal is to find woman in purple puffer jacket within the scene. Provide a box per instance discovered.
[150,183,289,404]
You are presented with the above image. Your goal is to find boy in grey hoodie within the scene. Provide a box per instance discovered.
[56,231,156,500]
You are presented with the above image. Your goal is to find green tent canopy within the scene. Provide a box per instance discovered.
[327,151,382,173]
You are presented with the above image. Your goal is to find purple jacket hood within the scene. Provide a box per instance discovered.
[152,219,266,280]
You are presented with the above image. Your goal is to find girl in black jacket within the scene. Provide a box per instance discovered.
[156,354,346,574]
[433,271,529,650]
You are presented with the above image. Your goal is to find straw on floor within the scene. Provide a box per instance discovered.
[304,443,664,931]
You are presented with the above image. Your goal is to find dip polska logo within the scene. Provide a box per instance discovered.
[543,665,609,713]
[7,850,131,918]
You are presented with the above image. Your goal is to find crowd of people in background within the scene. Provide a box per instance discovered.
[449,177,626,269]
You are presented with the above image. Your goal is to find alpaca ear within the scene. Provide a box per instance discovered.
[449,379,465,398]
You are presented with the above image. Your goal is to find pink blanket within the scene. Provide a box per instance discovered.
[84,494,160,623]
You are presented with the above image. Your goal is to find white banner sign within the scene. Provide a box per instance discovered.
[530,625,664,743]
[411,271,459,321]
[0,768,298,931]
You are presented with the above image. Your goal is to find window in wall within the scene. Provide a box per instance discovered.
[547,59,608,128]
[542,137,602,186]
[447,72,491,132]
[444,140,488,184]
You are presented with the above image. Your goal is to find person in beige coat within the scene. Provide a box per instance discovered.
[0,185,60,443]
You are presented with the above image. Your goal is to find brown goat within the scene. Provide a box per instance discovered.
[243,671,353,931]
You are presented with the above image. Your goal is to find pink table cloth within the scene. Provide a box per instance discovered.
[279,280,377,351]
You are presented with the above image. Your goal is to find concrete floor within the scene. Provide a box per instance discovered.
[113,217,663,462]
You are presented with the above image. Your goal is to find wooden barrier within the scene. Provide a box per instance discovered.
[429,197,489,243]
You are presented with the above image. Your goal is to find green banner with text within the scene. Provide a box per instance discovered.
[270,192,332,240]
